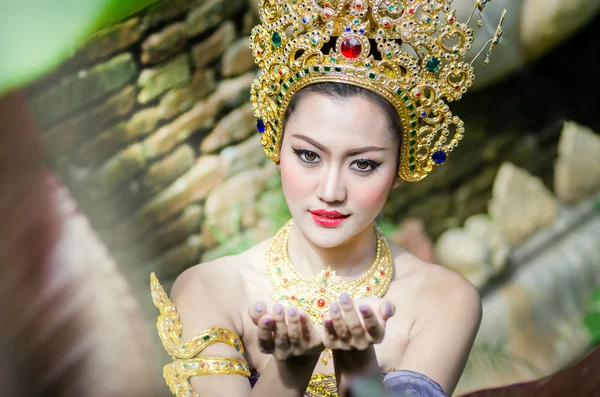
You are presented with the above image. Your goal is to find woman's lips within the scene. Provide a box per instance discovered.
[309,210,349,227]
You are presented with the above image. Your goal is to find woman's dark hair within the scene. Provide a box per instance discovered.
[282,82,403,168]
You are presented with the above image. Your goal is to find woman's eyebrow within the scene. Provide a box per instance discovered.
[291,134,386,156]
[346,146,386,156]
[292,134,328,152]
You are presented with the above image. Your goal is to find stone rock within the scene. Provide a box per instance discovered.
[142,97,220,161]
[150,234,205,279]
[488,162,557,247]
[158,69,217,120]
[141,22,188,65]
[220,135,265,178]
[212,71,257,110]
[434,214,509,289]
[463,215,510,275]
[137,54,191,104]
[554,121,600,203]
[126,106,163,139]
[42,85,136,156]
[143,144,196,195]
[142,0,198,28]
[521,0,600,61]
[87,143,147,199]
[388,219,435,263]
[75,105,169,167]
[221,38,256,78]
[139,155,223,227]
[149,205,203,252]
[187,0,225,38]
[29,53,138,129]
[200,103,255,153]
[76,122,130,166]
[434,228,491,289]
[204,166,272,238]
[77,18,146,62]
[191,21,237,69]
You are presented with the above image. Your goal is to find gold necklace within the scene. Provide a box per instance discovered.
[265,219,394,327]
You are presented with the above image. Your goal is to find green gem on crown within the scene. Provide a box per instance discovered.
[272,32,282,48]
[426,57,440,73]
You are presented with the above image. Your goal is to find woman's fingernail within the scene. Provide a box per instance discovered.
[359,305,370,316]
[255,301,264,313]
[383,303,392,317]
[263,317,273,327]
[274,304,284,315]
[340,292,350,304]
[287,306,297,317]
[330,302,339,314]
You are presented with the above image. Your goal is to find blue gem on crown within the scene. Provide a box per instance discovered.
[432,151,447,164]
[257,119,266,133]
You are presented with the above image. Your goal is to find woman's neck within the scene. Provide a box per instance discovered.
[286,221,378,279]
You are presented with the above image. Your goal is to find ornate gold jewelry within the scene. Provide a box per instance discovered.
[265,219,394,326]
[150,273,251,397]
[250,0,506,181]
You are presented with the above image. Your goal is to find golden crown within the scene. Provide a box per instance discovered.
[249,0,506,181]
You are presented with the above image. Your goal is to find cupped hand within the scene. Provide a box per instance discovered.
[322,293,395,351]
[249,302,324,361]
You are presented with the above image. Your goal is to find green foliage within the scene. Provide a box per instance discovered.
[594,200,600,215]
[0,0,159,96]
[584,289,600,346]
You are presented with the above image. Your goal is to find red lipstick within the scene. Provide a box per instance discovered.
[309,209,350,228]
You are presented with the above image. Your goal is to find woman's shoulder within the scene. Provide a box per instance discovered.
[388,242,481,314]
[170,238,272,302]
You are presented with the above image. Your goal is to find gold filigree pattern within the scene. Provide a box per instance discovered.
[150,274,251,397]
[250,0,506,181]
[265,219,394,326]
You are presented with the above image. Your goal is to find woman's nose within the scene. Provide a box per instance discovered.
[316,166,346,203]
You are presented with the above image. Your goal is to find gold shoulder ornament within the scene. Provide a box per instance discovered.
[250,0,506,181]
[150,273,250,397]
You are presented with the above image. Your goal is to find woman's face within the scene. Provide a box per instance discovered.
[280,91,401,248]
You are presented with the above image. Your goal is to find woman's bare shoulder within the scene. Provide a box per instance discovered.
[170,238,272,302]
[388,242,480,308]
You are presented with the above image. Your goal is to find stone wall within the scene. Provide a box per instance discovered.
[26,0,270,297]
[24,0,600,298]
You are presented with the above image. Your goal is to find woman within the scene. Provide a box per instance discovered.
[151,1,505,396]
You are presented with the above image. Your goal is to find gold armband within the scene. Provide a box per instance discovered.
[150,273,251,397]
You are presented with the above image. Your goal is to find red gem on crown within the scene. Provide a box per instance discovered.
[340,37,362,60]
[317,299,326,307]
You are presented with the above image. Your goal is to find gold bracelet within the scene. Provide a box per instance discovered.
[164,357,251,397]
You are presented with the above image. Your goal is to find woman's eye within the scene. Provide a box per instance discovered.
[293,148,320,163]
[304,151,317,162]
[356,160,370,170]
[351,159,381,172]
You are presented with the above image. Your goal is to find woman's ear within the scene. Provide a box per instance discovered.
[392,175,402,189]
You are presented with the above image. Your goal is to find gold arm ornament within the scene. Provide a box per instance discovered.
[150,273,251,397]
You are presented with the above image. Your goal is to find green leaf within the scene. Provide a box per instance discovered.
[0,0,159,96]
[584,312,600,347]
[584,289,600,346]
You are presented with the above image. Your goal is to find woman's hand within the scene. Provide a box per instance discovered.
[249,302,324,361]
[323,293,395,351]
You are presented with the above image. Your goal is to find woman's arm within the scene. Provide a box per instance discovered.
[168,263,319,397]
[397,270,482,395]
